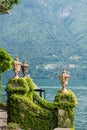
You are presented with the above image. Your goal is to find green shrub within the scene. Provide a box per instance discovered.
[54,89,77,128]
[0,102,7,109]
[6,78,77,130]
[7,122,19,130]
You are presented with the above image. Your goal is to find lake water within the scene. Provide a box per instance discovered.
[1,79,87,130]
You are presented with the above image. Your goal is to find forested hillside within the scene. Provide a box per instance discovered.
[0,0,87,83]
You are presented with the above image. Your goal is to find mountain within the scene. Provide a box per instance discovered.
[0,0,87,84]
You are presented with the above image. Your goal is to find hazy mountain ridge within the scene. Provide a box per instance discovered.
[0,0,87,83]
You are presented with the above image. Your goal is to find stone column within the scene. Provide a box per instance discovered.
[54,69,77,129]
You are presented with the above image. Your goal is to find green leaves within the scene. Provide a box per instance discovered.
[0,0,19,14]
[0,48,13,73]
[6,78,57,130]
[6,78,77,129]
[5,0,19,9]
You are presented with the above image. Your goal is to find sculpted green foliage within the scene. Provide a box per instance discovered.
[0,48,13,89]
[54,89,77,129]
[0,102,6,108]
[7,122,19,130]
[0,48,13,73]
[6,78,77,130]
[54,89,78,108]
[6,78,57,130]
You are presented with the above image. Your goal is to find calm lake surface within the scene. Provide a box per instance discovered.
[1,79,87,130]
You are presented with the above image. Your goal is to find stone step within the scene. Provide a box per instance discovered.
[0,126,7,130]
[0,112,7,119]
[0,109,7,128]
[0,118,7,127]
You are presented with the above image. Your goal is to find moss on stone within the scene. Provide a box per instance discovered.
[6,78,77,130]
[54,89,77,129]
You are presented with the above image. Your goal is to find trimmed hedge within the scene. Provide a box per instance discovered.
[6,78,77,130]
[0,102,7,109]
[54,89,77,128]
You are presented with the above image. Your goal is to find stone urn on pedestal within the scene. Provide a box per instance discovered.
[21,59,29,78]
[12,55,22,78]
[59,69,70,93]
[54,69,77,129]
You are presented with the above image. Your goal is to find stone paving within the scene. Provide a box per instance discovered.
[0,109,7,130]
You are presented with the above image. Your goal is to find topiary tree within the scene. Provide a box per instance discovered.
[0,48,13,89]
